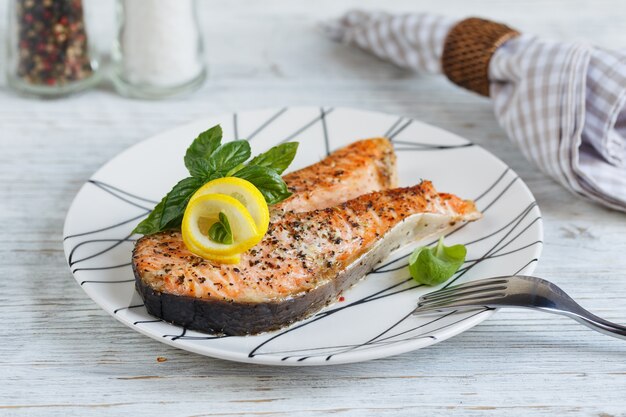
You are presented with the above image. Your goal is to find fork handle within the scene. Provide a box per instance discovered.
[501,304,626,341]
[417,304,626,341]
[557,309,626,341]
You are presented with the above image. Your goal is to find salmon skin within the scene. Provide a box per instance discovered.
[133,181,481,335]
[272,137,397,217]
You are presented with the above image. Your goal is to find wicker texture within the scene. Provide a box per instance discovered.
[442,17,520,97]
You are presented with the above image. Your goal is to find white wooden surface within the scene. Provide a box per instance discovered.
[2,1,626,416]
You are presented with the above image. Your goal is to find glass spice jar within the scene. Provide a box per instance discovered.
[111,0,207,99]
[6,0,100,97]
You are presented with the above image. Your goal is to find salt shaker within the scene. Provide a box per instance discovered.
[5,0,100,97]
[111,0,207,99]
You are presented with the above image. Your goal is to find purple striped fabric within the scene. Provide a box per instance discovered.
[323,10,626,212]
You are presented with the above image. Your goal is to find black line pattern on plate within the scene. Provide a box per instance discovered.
[74,262,132,274]
[441,209,541,290]
[473,168,510,203]
[261,325,439,358]
[513,258,538,275]
[374,310,459,343]
[277,309,492,361]
[485,218,543,258]
[318,278,421,316]
[464,240,543,262]
[463,202,535,245]
[64,213,148,241]
[161,326,232,341]
[246,108,288,140]
[81,278,134,286]
[336,309,490,353]
[165,331,232,341]
[68,236,136,267]
[393,142,474,151]
[393,139,472,147]
[320,107,330,156]
[134,319,163,325]
[384,117,473,150]
[383,116,404,138]
[65,109,542,363]
[324,309,419,360]
[164,327,186,340]
[387,119,413,140]
[480,177,520,213]
[64,180,154,262]
[323,310,490,360]
[89,180,156,210]
[278,108,334,144]
[64,179,159,273]
[248,278,424,358]
[267,331,432,358]
[114,304,144,314]
[89,180,158,204]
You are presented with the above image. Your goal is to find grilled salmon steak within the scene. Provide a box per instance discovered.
[272,137,397,217]
[134,180,481,335]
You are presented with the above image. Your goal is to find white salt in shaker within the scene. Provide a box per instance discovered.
[111,0,206,98]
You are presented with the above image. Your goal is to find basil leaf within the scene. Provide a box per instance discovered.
[248,142,299,174]
[207,140,251,174]
[132,198,167,235]
[208,212,233,244]
[159,176,206,229]
[132,122,301,236]
[225,162,245,177]
[233,165,291,205]
[184,125,222,177]
[408,237,466,286]
[187,159,214,179]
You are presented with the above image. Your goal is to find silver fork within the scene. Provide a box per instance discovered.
[414,275,626,340]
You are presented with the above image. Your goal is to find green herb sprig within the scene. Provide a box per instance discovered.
[133,125,298,235]
[408,237,466,286]
[208,212,233,244]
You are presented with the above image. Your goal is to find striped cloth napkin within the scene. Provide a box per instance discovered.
[322,11,626,212]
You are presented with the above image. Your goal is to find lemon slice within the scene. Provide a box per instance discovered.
[190,177,270,236]
[183,237,241,264]
[182,193,262,259]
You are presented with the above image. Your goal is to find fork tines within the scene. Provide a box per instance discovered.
[416,277,510,310]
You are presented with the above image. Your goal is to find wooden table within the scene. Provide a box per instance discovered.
[2,1,626,416]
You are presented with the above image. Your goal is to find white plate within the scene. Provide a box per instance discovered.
[63,107,543,365]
